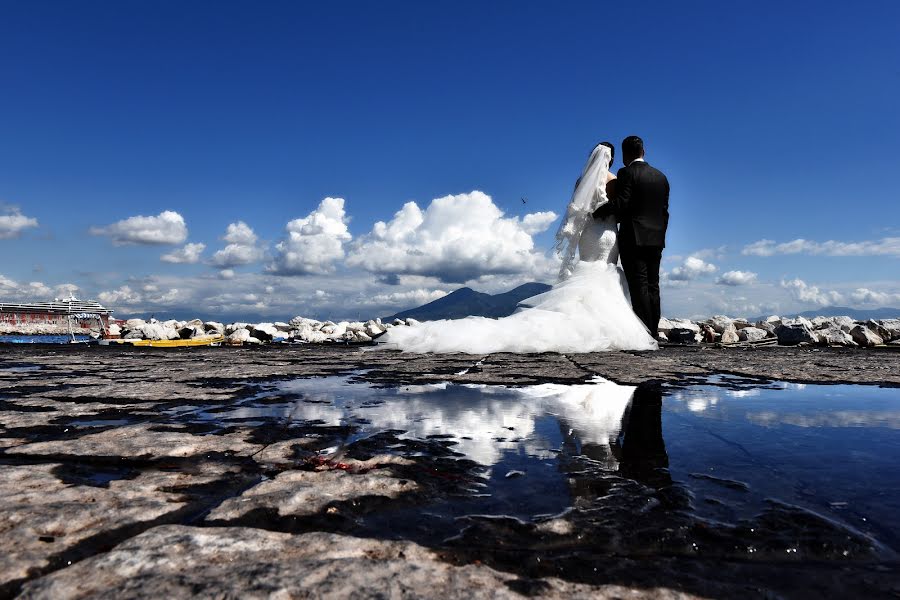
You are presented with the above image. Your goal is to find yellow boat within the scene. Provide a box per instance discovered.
[101,335,225,348]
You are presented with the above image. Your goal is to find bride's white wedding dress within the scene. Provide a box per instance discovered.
[382,145,657,354]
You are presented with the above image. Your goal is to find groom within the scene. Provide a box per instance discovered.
[593,136,669,336]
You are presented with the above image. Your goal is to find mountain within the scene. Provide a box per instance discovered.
[750,306,900,322]
[384,282,552,322]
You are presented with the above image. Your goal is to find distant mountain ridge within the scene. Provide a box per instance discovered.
[384,282,552,322]
[750,306,900,322]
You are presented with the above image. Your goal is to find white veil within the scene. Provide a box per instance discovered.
[554,144,611,280]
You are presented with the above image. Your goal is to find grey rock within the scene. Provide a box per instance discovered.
[830,316,856,331]
[656,317,674,333]
[865,320,892,342]
[208,468,417,522]
[720,324,740,344]
[669,318,700,333]
[775,323,816,346]
[754,321,777,336]
[850,325,884,347]
[705,316,733,334]
[203,321,225,334]
[8,424,262,459]
[0,465,225,586]
[738,327,768,342]
[18,525,669,600]
[816,327,856,346]
[878,318,900,341]
[668,328,698,344]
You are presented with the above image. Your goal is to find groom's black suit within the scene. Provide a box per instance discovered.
[594,160,669,335]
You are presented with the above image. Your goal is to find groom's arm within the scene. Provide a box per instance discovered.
[593,167,633,219]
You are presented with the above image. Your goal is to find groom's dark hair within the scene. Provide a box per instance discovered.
[597,141,615,167]
[622,136,644,162]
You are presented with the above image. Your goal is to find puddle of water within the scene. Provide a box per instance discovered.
[0,364,43,373]
[191,373,900,555]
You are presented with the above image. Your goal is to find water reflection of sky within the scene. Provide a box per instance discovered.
[220,373,900,550]
[232,376,636,469]
[663,378,900,550]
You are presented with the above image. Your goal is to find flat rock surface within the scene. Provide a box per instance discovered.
[1,345,898,599]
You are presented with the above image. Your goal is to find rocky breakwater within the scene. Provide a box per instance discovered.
[114,316,414,345]
[657,315,900,348]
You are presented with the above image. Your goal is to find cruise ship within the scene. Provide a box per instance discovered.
[0,296,113,343]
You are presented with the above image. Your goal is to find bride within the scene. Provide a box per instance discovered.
[382,143,658,354]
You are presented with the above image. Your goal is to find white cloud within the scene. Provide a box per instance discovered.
[743,237,900,257]
[0,274,80,300]
[850,288,900,306]
[97,283,180,307]
[161,242,206,264]
[716,270,757,286]
[211,221,264,267]
[780,278,844,307]
[667,256,717,281]
[361,288,449,308]
[346,191,557,284]
[520,211,558,235]
[268,198,352,275]
[0,209,39,239]
[91,210,188,245]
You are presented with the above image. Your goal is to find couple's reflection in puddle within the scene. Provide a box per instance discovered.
[266,375,670,492]
[558,382,671,491]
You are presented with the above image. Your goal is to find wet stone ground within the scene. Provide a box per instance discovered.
[0,344,899,599]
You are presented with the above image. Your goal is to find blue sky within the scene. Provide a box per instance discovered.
[1,1,898,321]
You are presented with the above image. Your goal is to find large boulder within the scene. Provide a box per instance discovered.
[179,325,204,339]
[720,323,740,344]
[273,322,292,333]
[865,320,892,342]
[107,323,122,337]
[668,328,699,344]
[775,323,816,346]
[816,327,856,346]
[850,325,884,347]
[125,318,146,330]
[878,318,900,341]
[656,317,674,334]
[669,318,700,333]
[754,320,777,336]
[251,323,280,342]
[705,315,733,334]
[810,316,831,330]
[226,322,249,335]
[738,326,769,342]
[732,318,752,330]
[830,316,856,331]
[783,316,814,329]
[140,323,179,341]
[364,320,385,337]
[226,329,262,345]
[204,321,225,335]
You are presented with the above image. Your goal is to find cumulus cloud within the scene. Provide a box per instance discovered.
[360,288,449,308]
[268,198,352,275]
[211,222,264,268]
[667,256,717,281]
[743,237,900,257]
[0,273,80,300]
[716,270,757,286]
[850,288,900,306]
[780,278,844,306]
[161,242,206,264]
[98,283,180,307]
[91,211,188,245]
[346,191,557,284]
[0,208,39,239]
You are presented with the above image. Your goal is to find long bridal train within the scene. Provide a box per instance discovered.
[381,260,658,354]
